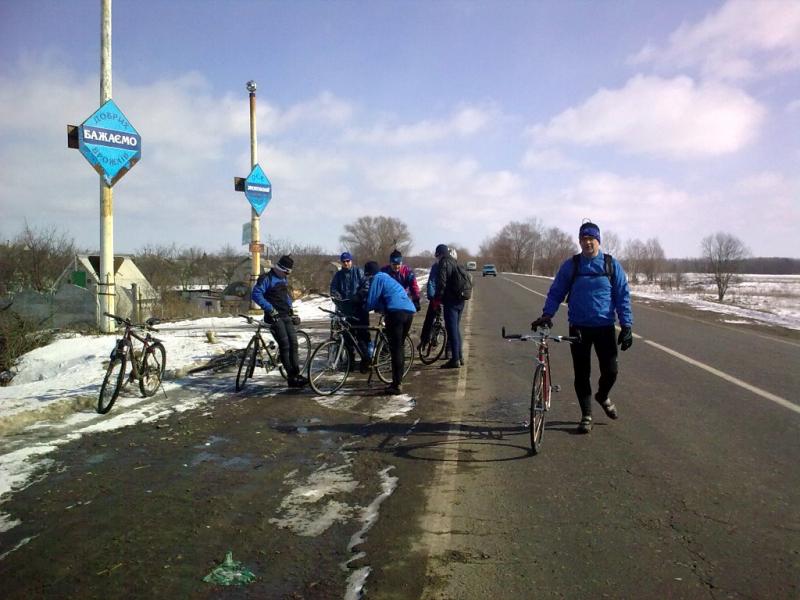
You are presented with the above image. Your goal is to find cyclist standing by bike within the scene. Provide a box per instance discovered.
[362,261,416,395]
[381,249,421,311]
[251,255,308,388]
[434,244,467,369]
[330,252,371,371]
[530,221,633,433]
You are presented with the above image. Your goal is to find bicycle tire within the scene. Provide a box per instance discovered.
[374,332,393,384]
[530,364,546,455]
[98,356,126,414]
[139,342,166,397]
[187,350,242,374]
[308,339,351,395]
[418,322,447,365]
[402,334,415,375]
[236,337,258,392]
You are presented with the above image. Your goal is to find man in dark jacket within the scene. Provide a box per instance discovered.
[329,252,370,369]
[531,221,633,433]
[434,244,465,369]
[251,255,307,388]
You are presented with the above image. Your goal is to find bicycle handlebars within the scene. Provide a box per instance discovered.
[103,312,160,331]
[501,326,580,344]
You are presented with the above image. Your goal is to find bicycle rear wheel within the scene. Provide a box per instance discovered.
[98,356,126,414]
[139,342,166,397]
[374,333,393,384]
[530,364,546,455]
[308,339,351,395]
[402,334,415,375]
[236,337,259,392]
[418,322,447,365]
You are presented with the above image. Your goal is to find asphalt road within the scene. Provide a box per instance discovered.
[0,274,798,599]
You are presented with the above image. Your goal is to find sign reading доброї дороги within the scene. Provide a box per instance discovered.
[78,99,141,186]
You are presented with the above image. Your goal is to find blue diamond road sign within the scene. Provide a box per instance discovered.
[78,99,141,186]
[244,164,272,216]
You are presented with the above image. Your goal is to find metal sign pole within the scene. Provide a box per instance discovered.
[99,0,115,333]
[247,81,260,311]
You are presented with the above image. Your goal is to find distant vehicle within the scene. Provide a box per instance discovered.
[466,261,477,271]
[482,264,497,277]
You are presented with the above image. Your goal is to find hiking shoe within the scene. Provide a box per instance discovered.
[577,416,593,434]
[598,398,618,420]
[359,360,370,374]
[440,360,460,369]
[384,384,402,395]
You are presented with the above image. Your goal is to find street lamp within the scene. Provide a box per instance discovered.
[246,80,257,93]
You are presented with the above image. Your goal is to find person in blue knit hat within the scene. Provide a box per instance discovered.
[330,251,371,371]
[531,220,633,433]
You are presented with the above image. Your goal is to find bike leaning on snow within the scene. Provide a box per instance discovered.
[98,312,166,414]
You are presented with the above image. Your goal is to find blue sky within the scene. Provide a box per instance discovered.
[1,0,798,259]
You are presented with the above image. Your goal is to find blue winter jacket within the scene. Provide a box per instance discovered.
[365,272,416,314]
[426,262,440,300]
[542,251,633,328]
[330,265,364,300]
[251,270,293,316]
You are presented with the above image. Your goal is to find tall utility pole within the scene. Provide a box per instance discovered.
[99,0,115,333]
[247,80,260,310]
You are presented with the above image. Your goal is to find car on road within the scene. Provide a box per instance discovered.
[466,261,477,271]
[482,264,497,277]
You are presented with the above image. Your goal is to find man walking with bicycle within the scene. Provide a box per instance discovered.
[531,221,633,433]
[330,252,371,372]
[252,255,308,389]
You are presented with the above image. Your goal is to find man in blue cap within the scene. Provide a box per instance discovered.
[530,221,633,433]
[330,251,370,370]
[381,249,421,311]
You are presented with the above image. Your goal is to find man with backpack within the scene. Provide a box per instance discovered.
[531,221,633,433]
[434,244,472,369]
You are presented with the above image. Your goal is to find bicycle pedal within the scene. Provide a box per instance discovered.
[552,384,561,392]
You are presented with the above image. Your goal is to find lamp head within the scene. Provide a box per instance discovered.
[246,80,257,93]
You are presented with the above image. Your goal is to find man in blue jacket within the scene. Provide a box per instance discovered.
[363,261,416,395]
[330,252,370,369]
[251,255,307,388]
[531,221,633,433]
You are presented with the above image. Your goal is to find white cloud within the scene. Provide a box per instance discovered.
[533,75,765,159]
[786,99,800,114]
[344,105,493,145]
[629,0,800,81]
[520,148,580,171]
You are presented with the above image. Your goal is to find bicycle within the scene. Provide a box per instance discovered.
[187,348,245,375]
[235,314,311,392]
[307,307,414,395]
[418,305,448,365]
[501,326,579,455]
[98,312,166,414]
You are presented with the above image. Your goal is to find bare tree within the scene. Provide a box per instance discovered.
[622,239,647,284]
[641,238,666,283]
[602,230,622,257]
[0,223,77,293]
[339,216,412,263]
[538,227,574,276]
[701,232,750,302]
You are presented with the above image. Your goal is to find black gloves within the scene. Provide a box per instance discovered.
[618,326,633,351]
[264,309,279,325]
[413,299,421,312]
[530,315,553,330]
[291,315,301,326]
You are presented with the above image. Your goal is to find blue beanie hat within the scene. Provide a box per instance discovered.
[340,251,353,261]
[578,222,601,244]
[389,249,402,264]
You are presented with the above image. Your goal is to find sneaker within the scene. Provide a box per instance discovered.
[440,360,460,369]
[359,360,370,374]
[577,415,592,434]
[384,384,402,395]
[598,397,618,420]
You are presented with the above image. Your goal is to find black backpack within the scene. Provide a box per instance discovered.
[453,263,473,301]
[566,253,615,304]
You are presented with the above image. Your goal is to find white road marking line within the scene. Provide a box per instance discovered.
[501,276,800,415]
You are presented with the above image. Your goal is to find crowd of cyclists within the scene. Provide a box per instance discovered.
[250,220,634,434]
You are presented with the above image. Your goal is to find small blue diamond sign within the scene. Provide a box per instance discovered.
[78,99,141,186]
[244,164,272,216]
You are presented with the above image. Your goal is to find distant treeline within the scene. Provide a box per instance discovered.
[667,257,800,275]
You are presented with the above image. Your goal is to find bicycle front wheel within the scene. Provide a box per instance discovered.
[308,340,351,395]
[296,329,311,374]
[374,333,392,384]
[530,364,546,455]
[98,356,126,414]
[418,323,447,365]
[402,334,415,376]
[236,337,259,392]
[140,342,166,397]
